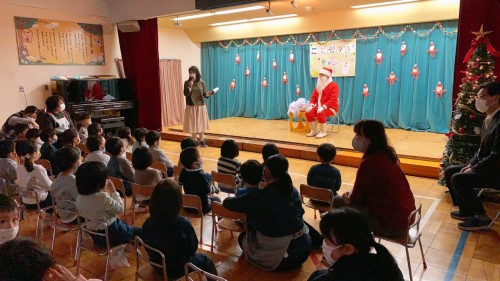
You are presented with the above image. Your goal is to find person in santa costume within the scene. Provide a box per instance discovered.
[305,67,339,138]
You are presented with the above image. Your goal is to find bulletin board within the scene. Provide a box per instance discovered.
[14,16,105,65]
[310,39,356,77]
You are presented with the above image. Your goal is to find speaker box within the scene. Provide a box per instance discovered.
[117,21,140,32]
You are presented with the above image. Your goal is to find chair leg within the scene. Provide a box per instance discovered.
[73,230,80,265]
[418,237,427,269]
[51,225,56,251]
[211,222,215,252]
[199,217,203,246]
[104,250,113,281]
[487,211,500,229]
[35,212,41,239]
[405,246,413,281]
[76,233,82,275]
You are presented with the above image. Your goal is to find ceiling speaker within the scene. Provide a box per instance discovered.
[117,21,140,32]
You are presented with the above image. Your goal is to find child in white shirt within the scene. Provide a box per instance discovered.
[77,113,92,144]
[117,127,135,154]
[145,130,174,177]
[84,135,110,165]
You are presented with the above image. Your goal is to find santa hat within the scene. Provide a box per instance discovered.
[319,67,333,78]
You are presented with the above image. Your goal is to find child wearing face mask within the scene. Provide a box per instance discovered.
[145,130,174,177]
[50,147,80,224]
[84,135,110,165]
[0,140,18,197]
[15,140,53,210]
[26,128,43,151]
[77,112,92,144]
[178,147,220,213]
[40,129,59,175]
[308,207,403,281]
[0,194,19,245]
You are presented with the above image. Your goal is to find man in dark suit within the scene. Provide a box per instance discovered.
[445,81,500,231]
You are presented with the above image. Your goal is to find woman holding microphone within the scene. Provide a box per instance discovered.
[183,66,218,148]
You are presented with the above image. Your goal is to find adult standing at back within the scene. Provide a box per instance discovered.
[183,65,218,148]
[0,106,39,140]
[38,95,75,148]
[305,67,339,139]
[337,120,415,238]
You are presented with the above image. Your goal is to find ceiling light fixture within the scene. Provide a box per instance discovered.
[171,5,264,21]
[266,1,273,16]
[351,0,417,9]
[209,14,298,27]
[290,0,298,8]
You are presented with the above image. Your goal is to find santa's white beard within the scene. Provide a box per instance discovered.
[315,77,332,93]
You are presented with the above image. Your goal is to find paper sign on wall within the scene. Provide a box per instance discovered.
[310,39,356,77]
[14,16,105,65]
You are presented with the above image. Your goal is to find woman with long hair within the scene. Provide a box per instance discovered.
[308,207,404,281]
[223,154,311,271]
[142,179,217,279]
[339,119,415,237]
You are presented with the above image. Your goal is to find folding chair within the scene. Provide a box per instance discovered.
[211,171,237,196]
[180,194,204,246]
[50,197,80,263]
[76,219,129,281]
[109,177,129,221]
[173,165,183,182]
[131,183,154,225]
[19,187,52,238]
[184,262,227,281]
[35,159,53,176]
[151,162,167,177]
[126,152,133,162]
[210,201,246,256]
[374,203,427,281]
[134,236,168,281]
[299,184,334,219]
[76,143,90,156]
[327,99,340,134]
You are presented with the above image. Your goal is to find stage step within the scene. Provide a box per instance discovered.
[161,130,439,179]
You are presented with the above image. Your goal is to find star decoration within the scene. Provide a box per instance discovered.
[471,24,492,40]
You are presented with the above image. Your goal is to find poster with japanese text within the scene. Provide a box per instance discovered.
[310,39,356,77]
[14,16,105,65]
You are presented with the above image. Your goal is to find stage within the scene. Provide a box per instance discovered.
[162,117,447,179]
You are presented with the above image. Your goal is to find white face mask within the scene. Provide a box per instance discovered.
[51,136,58,144]
[475,98,489,113]
[36,137,43,146]
[0,226,19,244]
[352,137,369,152]
[322,240,343,266]
[59,103,66,111]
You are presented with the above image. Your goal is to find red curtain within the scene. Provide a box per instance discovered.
[118,18,162,130]
[452,0,500,103]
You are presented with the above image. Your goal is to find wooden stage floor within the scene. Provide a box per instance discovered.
[166,117,447,161]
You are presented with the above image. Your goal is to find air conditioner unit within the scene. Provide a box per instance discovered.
[117,21,140,32]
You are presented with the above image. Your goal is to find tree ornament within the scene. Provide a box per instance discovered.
[282,72,288,84]
[410,64,419,79]
[433,81,447,97]
[458,127,465,133]
[386,71,398,85]
[289,50,295,63]
[261,77,268,88]
[229,79,236,90]
[256,51,260,62]
[245,66,251,78]
[362,84,369,97]
[296,84,301,97]
[235,54,240,65]
[375,49,383,64]
[400,41,407,56]
[470,114,475,119]
[272,59,277,70]
[427,41,438,58]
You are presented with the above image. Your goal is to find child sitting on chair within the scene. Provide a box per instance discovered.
[307,143,342,196]
[145,130,174,177]
[142,179,218,279]
[50,147,80,224]
[75,161,142,247]
[132,127,149,152]
[15,140,52,210]
[84,135,110,165]
[40,129,59,176]
[235,160,263,197]
[178,147,220,213]
[26,128,42,151]
[106,137,134,196]
[217,139,242,191]
[0,194,19,245]
[87,123,103,138]
[0,140,18,196]
[117,127,135,153]
[77,113,92,144]
[132,146,162,186]
[60,129,81,157]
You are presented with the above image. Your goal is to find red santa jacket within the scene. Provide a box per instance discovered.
[309,81,339,114]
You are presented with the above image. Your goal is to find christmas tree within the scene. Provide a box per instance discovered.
[439,25,497,185]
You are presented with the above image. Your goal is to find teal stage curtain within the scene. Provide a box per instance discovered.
[201,21,458,133]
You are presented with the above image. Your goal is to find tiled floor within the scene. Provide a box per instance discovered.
[18,140,500,281]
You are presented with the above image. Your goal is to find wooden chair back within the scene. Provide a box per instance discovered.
[35,159,53,176]
[134,236,168,281]
[151,161,167,175]
[211,171,237,195]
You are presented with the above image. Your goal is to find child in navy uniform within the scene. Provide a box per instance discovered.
[178,147,220,213]
[307,143,341,196]
[235,160,262,197]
